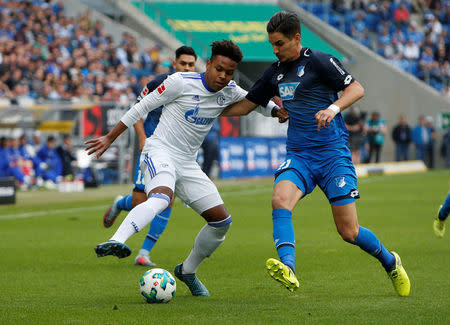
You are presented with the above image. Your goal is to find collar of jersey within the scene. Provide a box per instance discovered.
[200,72,217,93]
[300,47,310,59]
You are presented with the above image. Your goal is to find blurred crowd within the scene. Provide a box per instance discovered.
[300,0,450,96]
[0,0,174,105]
[343,107,450,167]
[0,131,80,190]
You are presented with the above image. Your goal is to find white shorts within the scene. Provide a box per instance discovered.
[140,146,223,215]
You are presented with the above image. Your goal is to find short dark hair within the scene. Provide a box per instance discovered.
[175,46,197,60]
[266,11,301,39]
[210,40,243,64]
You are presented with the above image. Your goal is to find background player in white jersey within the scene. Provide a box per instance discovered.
[85,40,288,296]
[102,46,197,267]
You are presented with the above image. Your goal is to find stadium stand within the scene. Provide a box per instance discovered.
[297,0,450,97]
[0,0,174,106]
[0,0,171,187]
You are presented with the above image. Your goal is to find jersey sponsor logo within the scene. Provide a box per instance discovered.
[278,83,299,101]
[297,66,305,78]
[217,94,226,106]
[192,95,200,101]
[277,74,284,81]
[184,105,215,125]
[335,176,346,188]
[330,58,345,75]
[157,84,166,94]
[142,86,149,96]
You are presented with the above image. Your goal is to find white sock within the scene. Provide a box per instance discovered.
[111,195,169,243]
[182,222,231,274]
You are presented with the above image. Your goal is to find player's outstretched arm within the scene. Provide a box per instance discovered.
[222,98,289,123]
[221,98,258,116]
[85,121,128,159]
[315,81,364,131]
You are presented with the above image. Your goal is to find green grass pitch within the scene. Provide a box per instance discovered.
[1,170,449,324]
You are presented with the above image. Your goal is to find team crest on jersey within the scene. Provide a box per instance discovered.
[335,177,346,188]
[185,105,215,125]
[277,74,284,81]
[297,66,305,78]
[278,82,299,101]
[192,95,200,101]
[217,95,226,106]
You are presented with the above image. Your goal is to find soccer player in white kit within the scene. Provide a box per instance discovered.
[85,40,288,296]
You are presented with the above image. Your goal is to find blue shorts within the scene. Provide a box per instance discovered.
[133,152,145,192]
[274,145,360,205]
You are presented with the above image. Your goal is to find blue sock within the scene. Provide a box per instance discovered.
[439,194,450,221]
[272,208,296,272]
[117,194,133,211]
[141,208,172,252]
[353,226,395,272]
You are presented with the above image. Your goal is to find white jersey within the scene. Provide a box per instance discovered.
[121,72,247,159]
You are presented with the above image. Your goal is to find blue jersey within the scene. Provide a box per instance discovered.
[132,73,168,191]
[246,47,355,152]
[137,74,169,137]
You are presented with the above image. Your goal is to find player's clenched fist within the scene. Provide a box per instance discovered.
[276,107,289,123]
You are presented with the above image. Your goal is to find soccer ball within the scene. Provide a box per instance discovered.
[139,268,176,303]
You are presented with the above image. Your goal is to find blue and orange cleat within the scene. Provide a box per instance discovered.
[103,195,123,228]
[134,254,156,267]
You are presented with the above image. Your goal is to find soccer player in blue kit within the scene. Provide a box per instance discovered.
[226,11,410,296]
[102,46,197,267]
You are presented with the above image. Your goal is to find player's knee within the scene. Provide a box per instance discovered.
[149,186,173,198]
[201,204,230,222]
[272,192,290,209]
[145,192,171,215]
[337,225,358,243]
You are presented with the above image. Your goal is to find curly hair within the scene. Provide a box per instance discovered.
[210,40,243,63]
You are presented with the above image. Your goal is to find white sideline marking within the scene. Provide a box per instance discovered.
[0,205,107,220]
[0,187,273,220]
